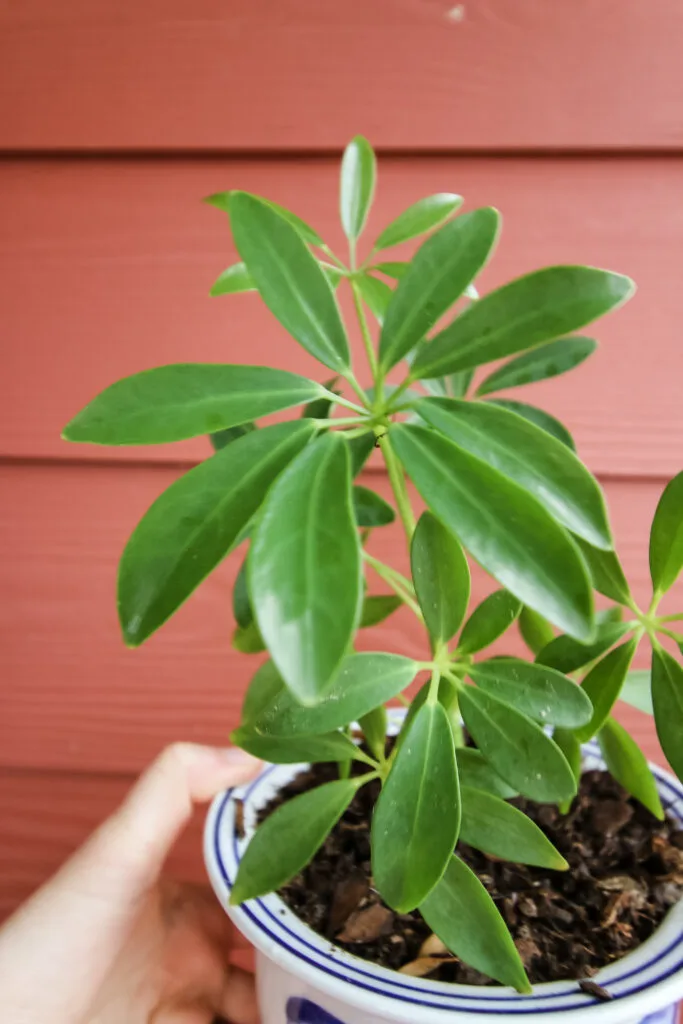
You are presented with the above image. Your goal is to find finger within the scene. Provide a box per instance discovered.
[215,967,260,1024]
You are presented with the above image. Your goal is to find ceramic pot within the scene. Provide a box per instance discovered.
[204,737,683,1024]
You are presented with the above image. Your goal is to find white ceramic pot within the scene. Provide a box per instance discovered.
[204,736,683,1024]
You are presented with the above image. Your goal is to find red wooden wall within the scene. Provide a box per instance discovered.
[1,1,683,940]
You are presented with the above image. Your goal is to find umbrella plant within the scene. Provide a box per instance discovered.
[63,137,683,992]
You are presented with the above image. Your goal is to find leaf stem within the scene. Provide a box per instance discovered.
[320,389,368,415]
[363,552,423,621]
[342,369,369,407]
[379,433,416,542]
[315,416,370,429]
[660,627,683,645]
[660,613,683,623]
[362,551,415,595]
[427,666,440,704]
[321,245,347,271]
[351,278,380,381]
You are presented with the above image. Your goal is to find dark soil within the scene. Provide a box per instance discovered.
[259,757,683,987]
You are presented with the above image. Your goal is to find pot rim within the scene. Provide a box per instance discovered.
[204,736,683,1022]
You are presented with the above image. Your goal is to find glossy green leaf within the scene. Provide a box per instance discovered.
[232,620,266,653]
[460,786,568,869]
[63,365,326,446]
[345,432,375,477]
[459,686,577,802]
[118,421,314,646]
[374,193,464,251]
[359,594,403,628]
[210,262,256,296]
[455,748,518,799]
[359,706,388,761]
[230,778,358,904]
[650,472,683,596]
[210,422,256,452]
[457,590,521,655]
[553,727,583,811]
[352,485,396,527]
[416,398,612,550]
[391,425,594,641]
[378,208,500,371]
[411,511,470,646]
[476,337,597,396]
[372,261,409,280]
[519,606,555,655]
[575,537,632,605]
[340,136,376,242]
[231,727,361,765]
[250,433,362,704]
[229,192,350,372]
[536,622,630,674]
[301,377,339,420]
[487,399,575,450]
[205,191,324,247]
[411,266,634,380]
[620,670,654,715]
[232,556,252,629]
[421,856,531,993]
[470,658,593,729]
[652,646,683,781]
[243,654,418,737]
[598,718,664,819]
[574,638,638,742]
[355,273,393,325]
[372,702,459,912]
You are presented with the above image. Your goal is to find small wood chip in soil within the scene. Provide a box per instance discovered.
[579,979,614,1001]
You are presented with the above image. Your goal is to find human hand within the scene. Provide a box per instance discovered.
[0,743,262,1024]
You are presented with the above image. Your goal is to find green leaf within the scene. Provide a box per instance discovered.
[372,702,459,912]
[118,421,314,646]
[205,191,324,247]
[345,432,375,477]
[650,472,683,595]
[552,727,583,811]
[359,706,388,761]
[352,485,396,527]
[63,365,326,446]
[416,398,612,550]
[470,658,593,729]
[372,261,409,280]
[231,727,361,765]
[411,512,470,647]
[374,193,464,251]
[232,621,266,654]
[620,669,654,715]
[250,433,362,705]
[421,856,530,993]
[460,786,568,869]
[378,208,500,371]
[536,622,630,674]
[455,748,518,799]
[360,594,403,628]
[210,261,256,296]
[459,686,577,802]
[574,639,638,742]
[457,590,521,655]
[574,538,632,605]
[230,778,358,904]
[476,337,597,396]
[301,376,339,420]
[355,273,393,325]
[232,556,252,629]
[391,425,594,641]
[229,193,350,372]
[487,399,576,450]
[652,646,683,781]
[243,654,418,737]
[340,136,376,242]
[411,266,634,380]
[598,718,664,819]
[448,369,475,399]
[519,606,555,655]
[210,422,256,452]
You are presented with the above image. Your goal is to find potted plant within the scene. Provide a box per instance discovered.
[63,138,683,1024]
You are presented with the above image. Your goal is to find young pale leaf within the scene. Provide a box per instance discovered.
[372,261,410,280]
[243,654,418,737]
[519,606,555,655]
[421,856,531,993]
[378,208,500,372]
[63,365,326,446]
[460,786,568,869]
[359,706,388,761]
[250,434,362,705]
[574,638,638,742]
[359,594,403,628]
[620,670,654,715]
[372,702,459,912]
[353,485,396,527]
[231,727,361,765]
[487,399,576,450]
[230,779,358,904]
[340,136,376,242]
[232,621,265,654]
[411,266,634,380]
[411,511,471,646]
[652,646,683,781]
[469,658,593,729]
[229,193,350,372]
[456,748,518,799]
[391,425,594,641]
[210,262,256,296]
[232,556,252,629]
[536,622,630,674]
[476,336,597,396]
[118,421,314,646]
[650,472,683,596]
[205,192,324,247]
[416,398,612,550]
[459,686,577,802]
[457,590,522,655]
[553,728,583,811]
[210,422,256,452]
[374,193,464,251]
[574,537,632,605]
[355,274,393,325]
[598,718,664,819]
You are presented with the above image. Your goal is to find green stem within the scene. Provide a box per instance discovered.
[363,551,415,595]
[351,278,380,381]
[342,369,369,407]
[660,613,683,623]
[379,434,416,542]
[353,747,381,769]
[319,389,368,415]
[315,416,369,429]
[363,552,423,621]
[427,666,440,704]
[321,245,347,271]
[660,627,683,644]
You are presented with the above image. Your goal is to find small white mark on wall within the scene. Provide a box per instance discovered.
[445,4,466,22]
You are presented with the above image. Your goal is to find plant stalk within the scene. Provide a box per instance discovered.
[379,434,416,542]
[351,278,379,381]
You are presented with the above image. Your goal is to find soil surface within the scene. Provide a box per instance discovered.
[259,757,683,987]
